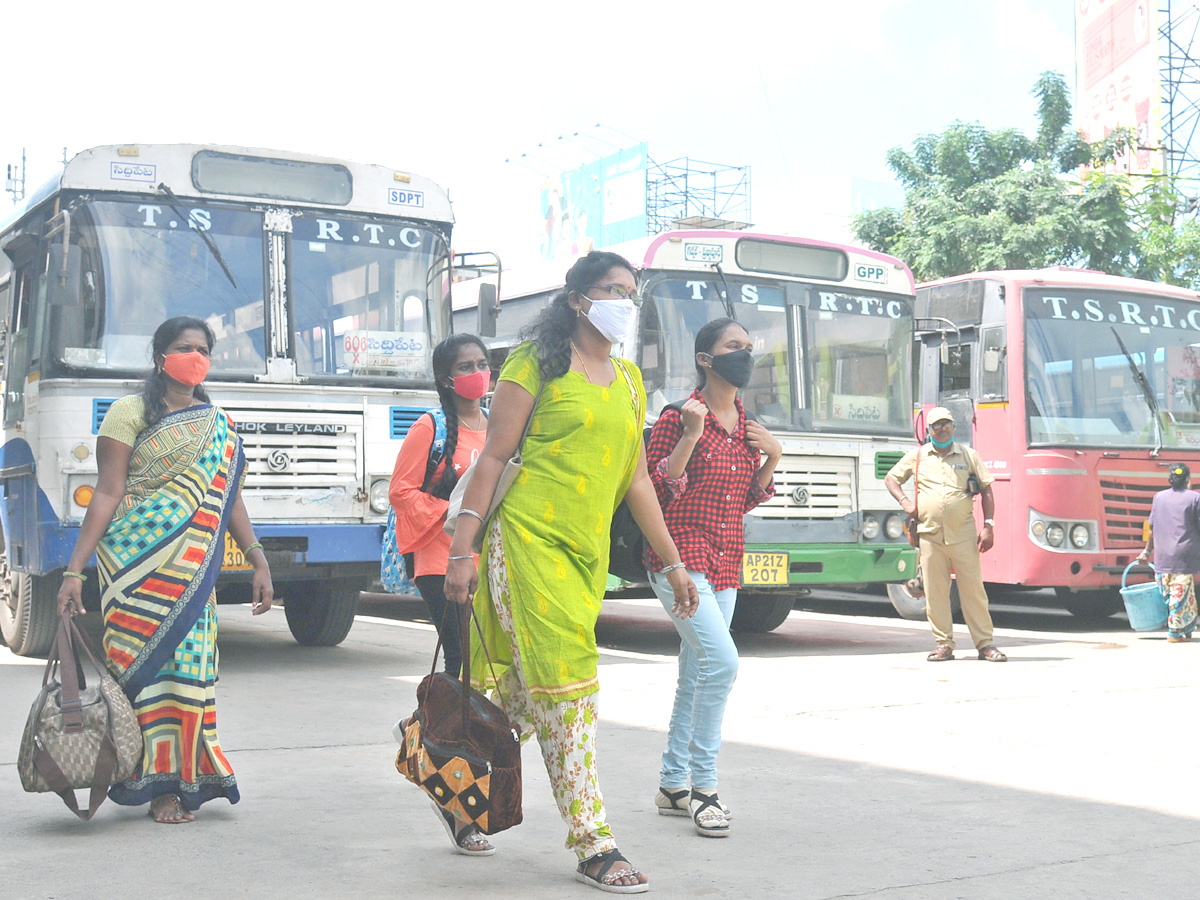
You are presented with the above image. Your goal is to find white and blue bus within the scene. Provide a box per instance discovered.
[0,144,491,655]
[456,230,918,633]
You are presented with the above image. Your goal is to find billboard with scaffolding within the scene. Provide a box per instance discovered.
[539,143,648,262]
[1075,0,1163,174]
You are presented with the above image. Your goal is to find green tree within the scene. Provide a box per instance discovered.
[853,71,1200,288]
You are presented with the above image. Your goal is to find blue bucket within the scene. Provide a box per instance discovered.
[1120,561,1168,632]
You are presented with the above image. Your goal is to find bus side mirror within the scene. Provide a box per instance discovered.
[983,348,1002,373]
[45,244,82,308]
[478,283,498,338]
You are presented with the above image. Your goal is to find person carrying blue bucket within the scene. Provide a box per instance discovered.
[1138,463,1200,642]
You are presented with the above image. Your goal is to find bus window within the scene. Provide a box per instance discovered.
[939,343,972,395]
[639,277,791,425]
[289,213,443,380]
[45,201,267,375]
[806,290,912,434]
[980,326,1006,400]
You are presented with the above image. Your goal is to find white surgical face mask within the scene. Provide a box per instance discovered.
[584,297,636,344]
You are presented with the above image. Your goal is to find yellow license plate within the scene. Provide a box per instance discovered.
[742,552,788,586]
[222,533,253,571]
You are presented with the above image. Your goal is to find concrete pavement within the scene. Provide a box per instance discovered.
[3,597,1197,899]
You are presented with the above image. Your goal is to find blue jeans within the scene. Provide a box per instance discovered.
[648,568,739,790]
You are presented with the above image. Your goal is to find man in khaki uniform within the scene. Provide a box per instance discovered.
[885,407,1007,662]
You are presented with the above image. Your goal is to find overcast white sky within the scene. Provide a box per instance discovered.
[3,0,1076,267]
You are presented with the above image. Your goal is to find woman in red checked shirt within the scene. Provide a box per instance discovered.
[643,317,781,839]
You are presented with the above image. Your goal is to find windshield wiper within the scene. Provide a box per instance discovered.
[711,264,737,320]
[157,183,238,289]
[1111,326,1163,457]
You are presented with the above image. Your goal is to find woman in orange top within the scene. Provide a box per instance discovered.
[389,334,490,680]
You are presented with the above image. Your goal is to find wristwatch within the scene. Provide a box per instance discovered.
[983,518,995,526]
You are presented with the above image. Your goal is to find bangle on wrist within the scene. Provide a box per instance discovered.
[63,570,87,582]
[243,541,263,555]
[447,554,474,561]
[660,562,687,574]
[457,508,484,524]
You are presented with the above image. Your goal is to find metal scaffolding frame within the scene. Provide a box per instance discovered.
[1161,0,1200,189]
[645,158,752,234]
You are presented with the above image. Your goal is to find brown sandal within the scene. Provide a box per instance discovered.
[927,644,954,662]
[977,645,1007,662]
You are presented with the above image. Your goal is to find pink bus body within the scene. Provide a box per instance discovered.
[916,268,1200,615]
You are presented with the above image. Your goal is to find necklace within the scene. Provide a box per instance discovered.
[468,407,486,430]
[570,340,594,383]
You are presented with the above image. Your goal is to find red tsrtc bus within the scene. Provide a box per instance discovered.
[913,267,1200,619]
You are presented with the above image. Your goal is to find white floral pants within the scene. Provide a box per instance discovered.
[484,520,616,860]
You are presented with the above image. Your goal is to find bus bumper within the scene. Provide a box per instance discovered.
[747,543,917,587]
[25,522,388,577]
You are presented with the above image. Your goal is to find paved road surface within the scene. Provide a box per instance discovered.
[3,589,1195,899]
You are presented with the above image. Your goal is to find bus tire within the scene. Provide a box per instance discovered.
[283,579,362,646]
[0,567,59,657]
[730,594,795,633]
[887,581,960,621]
[1055,588,1124,620]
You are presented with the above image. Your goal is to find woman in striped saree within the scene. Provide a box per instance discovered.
[57,316,274,824]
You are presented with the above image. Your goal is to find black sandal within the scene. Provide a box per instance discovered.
[575,848,648,893]
[431,801,494,856]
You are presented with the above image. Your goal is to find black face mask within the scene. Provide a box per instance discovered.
[707,349,754,388]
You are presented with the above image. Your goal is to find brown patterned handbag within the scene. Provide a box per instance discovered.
[394,607,522,835]
[17,613,142,820]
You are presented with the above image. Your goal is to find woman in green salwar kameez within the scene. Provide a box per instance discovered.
[444,252,698,893]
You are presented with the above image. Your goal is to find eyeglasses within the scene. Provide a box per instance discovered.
[929,420,954,430]
[588,283,643,307]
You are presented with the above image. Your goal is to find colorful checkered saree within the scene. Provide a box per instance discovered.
[99,404,246,808]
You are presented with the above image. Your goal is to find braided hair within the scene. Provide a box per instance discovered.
[424,333,489,499]
[140,316,216,427]
[521,251,636,381]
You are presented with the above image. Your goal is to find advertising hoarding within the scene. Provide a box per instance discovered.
[540,144,648,262]
[1075,0,1163,174]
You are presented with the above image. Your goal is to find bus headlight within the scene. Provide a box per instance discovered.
[1028,507,1098,552]
[885,513,905,539]
[862,514,880,540]
[1070,524,1090,549]
[369,479,391,514]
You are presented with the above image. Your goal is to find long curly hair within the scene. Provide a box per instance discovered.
[140,316,215,427]
[423,333,489,499]
[521,251,636,381]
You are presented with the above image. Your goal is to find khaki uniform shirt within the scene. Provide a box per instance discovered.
[888,443,993,545]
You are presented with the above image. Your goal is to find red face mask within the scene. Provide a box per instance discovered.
[162,351,211,386]
[452,370,490,400]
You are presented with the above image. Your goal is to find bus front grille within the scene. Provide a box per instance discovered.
[1099,479,1156,547]
[226,408,360,488]
[751,454,855,520]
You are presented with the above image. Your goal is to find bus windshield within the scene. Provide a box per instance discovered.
[289,213,445,381]
[806,288,912,434]
[638,276,912,435]
[49,200,446,382]
[57,200,267,374]
[1026,287,1200,448]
